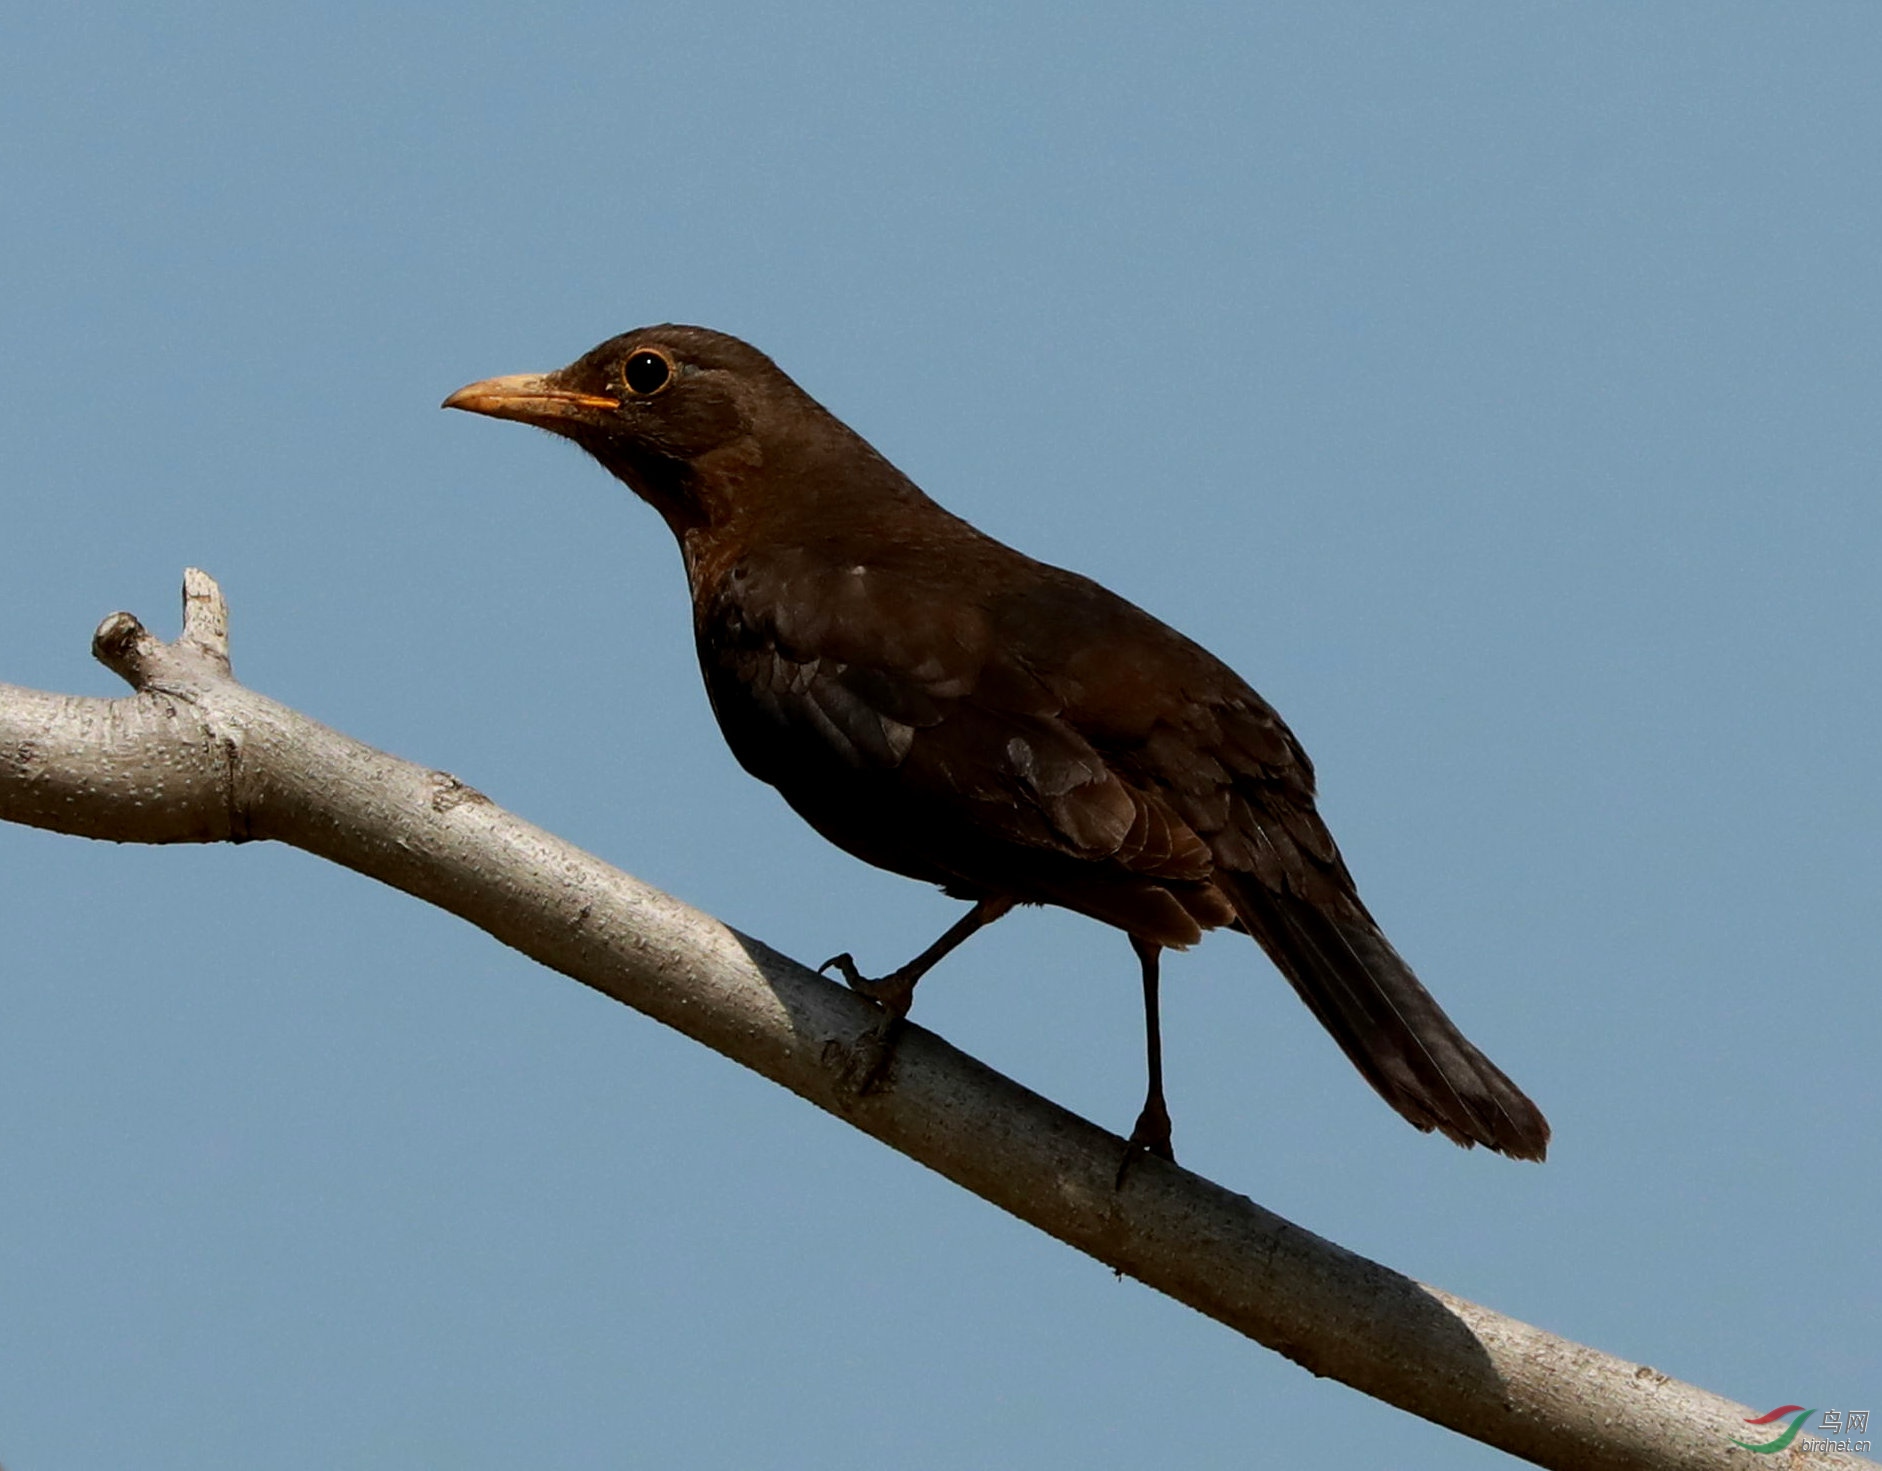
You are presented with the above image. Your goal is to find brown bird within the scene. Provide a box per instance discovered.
[444,326,1549,1164]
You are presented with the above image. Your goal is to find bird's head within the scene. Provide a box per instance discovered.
[445,324,860,539]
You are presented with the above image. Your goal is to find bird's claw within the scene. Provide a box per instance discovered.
[818,953,917,1018]
[816,953,917,1096]
[1114,1105,1176,1190]
[818,951,864,986]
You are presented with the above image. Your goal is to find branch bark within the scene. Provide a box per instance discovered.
[2,570,1868,1471]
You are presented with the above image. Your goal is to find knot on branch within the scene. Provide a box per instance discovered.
[92,569,234,693]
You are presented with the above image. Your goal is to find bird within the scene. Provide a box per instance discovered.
[444,325,1549,1165]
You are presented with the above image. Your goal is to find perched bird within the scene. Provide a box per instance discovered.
[445,326,1549,1164]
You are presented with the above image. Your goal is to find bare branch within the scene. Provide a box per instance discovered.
[1,571,1870,1471]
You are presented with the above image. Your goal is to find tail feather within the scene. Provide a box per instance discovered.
[1227,878,1550,1160]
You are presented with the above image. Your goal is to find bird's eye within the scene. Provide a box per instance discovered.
[623,349,674,396]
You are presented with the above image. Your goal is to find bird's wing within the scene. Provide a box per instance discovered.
[1127,696,1343,897]
[975,565,1339,887]
[696,547,1214,884]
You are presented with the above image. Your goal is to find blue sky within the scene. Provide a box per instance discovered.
[2,6,1877,1467]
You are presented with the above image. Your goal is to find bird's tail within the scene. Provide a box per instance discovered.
[1227,879,1550,1160]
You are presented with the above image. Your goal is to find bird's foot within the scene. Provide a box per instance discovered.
[1114,1099,1176,1190]
[818,953,917,1095]
[818,952,919,1017]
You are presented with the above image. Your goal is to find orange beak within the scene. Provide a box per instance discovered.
[442,373,619,428]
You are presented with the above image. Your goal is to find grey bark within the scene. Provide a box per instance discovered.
[1,570,1869,1471]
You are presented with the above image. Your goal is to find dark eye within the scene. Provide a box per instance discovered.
[623,349,673,396]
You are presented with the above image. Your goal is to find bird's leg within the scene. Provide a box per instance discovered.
[1117,936,1176,1186]
[820,895,1015,1017]
[820,895,1015,1093]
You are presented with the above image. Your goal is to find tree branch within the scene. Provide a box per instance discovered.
[2,571,1868,1471]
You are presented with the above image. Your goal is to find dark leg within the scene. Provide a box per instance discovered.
[1117,936,1175,1185]
[820,896,1016,1093]
[820,895,1015,1018]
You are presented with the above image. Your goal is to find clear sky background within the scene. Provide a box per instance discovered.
[2,7,1877,1468]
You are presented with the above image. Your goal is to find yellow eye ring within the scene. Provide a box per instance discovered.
[622,348,675,397]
